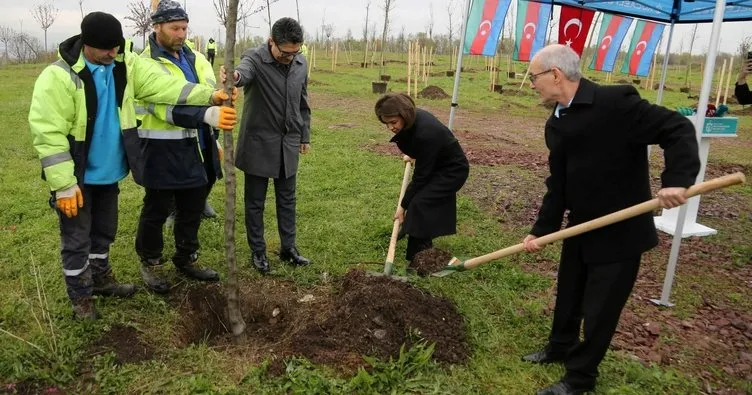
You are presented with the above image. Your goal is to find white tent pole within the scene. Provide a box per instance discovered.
[448,0,473,131]
[652,0,726,307]
[655,21,675,105]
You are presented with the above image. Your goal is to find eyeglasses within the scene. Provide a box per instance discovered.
[273,42,301,57]
[529,69,553,83]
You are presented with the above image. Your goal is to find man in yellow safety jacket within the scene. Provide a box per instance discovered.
[134,0,235,294]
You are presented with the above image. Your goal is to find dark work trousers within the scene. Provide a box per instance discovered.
[207,50,215,66]
[406,236,433,261]
[135,186,208,265]
[547,240,641,389]
[243,172,297,253]
[57,183,119,301]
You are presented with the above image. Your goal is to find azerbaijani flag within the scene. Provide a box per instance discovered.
[589,13,633,72]
[513,0,552,62]
[620,20,665,76]
[463,0,513,56]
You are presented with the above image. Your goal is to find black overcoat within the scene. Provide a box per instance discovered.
[391,109,469,239]
[531,79,700,263]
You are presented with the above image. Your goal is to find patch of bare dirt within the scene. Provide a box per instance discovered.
[417,85,450,100]
[409,248,454,276]
[169,272,469,373]
[89,324,155,365]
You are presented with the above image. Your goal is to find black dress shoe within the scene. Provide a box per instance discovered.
[252,251,271,274]
[279,247,311,266]
[522,348,566,364]
[537,381,591,395]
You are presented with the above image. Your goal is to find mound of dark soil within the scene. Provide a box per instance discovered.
[169,272,469,372]
[417,85,450,100]
[290,270,469,366]
[409,248,454,277]
[90,324,155,364]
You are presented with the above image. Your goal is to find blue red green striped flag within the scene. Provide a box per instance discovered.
[463,0,513,56]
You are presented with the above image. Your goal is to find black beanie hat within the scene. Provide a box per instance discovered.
[151,0,189,25]
[81,12,123,50]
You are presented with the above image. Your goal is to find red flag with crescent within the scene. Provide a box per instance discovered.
[558,5,595,57]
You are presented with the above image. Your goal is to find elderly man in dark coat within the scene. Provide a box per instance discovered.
[521,44,700,395]
[375,93,469,261]
[221,17,311,273]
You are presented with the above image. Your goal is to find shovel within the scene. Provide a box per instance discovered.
[383,155,413,275]
[432,172,746,277]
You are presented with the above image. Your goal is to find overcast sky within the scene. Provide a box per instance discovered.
[1,0,750,56]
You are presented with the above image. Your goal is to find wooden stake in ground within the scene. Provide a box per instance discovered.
[519,68,530,90]
[331,40,336,71]
[723,57,734,105]
[413,43,418,95]
[307,45,313,78]
[221,0,246,339]
[407,41,412,96]
[312,44,316,69]
[715,59,726,107]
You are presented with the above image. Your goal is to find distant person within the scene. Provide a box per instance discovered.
[521,44,700,395]
[374,93,469,262]
[735,56,752,104]
[27,11,233,319]
[206,38,217,66]
[134,0,236,294]
[220,17,311,274]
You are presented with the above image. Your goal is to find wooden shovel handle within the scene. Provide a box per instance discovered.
[386,161,413,264]
[462,172,745,270]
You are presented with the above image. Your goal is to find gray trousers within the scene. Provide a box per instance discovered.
[57,183,119,301]
[243,173,296,253]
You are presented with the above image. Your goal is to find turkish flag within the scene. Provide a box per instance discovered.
[558,5,595,57]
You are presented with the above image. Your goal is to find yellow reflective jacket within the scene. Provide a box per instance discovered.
[28,35,216,191]
[135,33,222,189]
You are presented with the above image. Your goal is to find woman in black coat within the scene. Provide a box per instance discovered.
[374,93,469,261]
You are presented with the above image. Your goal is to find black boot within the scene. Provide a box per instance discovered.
[175,253,219,282]
[93,271,137,298]
[140,257,171,294]
[522,347,567,364]
[71,296,99,320]
[252,251,270,274]
[280,247,311,266]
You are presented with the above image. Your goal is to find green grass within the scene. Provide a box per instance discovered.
[0,53,748,394]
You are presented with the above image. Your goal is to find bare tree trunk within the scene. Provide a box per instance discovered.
[295,0,300,23]
[684,24,699,88]
[79,0,84,19]
[363,2,370,66]
[266,0,272,34]
[223,0,246,340]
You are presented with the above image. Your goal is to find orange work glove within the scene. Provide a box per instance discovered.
[56,185,84,218]
[210,87,239,105]
[203,106,237,130]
